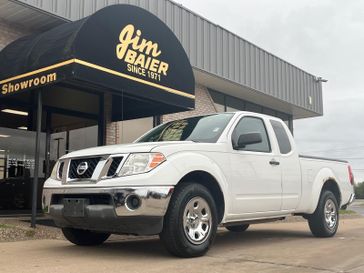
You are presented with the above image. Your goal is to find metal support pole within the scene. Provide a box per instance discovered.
[98,94,105,146]
[31,90,42,228]
[153,116,161,127]
[45,111,51,178]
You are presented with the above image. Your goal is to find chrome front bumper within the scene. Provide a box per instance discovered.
[42,186,174,217]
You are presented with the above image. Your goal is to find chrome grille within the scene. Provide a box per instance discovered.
[69,157,101,179]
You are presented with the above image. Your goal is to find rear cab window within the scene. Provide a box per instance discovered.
[270,120,292,154]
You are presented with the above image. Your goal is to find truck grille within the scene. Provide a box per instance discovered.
[107,157,124,177]
[69,157,101,179]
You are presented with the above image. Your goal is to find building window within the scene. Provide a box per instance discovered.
[226,96,244,112]
[209,90,225,112]
[208,89,293,133]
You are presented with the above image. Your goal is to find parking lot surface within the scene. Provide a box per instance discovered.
[0,217,363,273]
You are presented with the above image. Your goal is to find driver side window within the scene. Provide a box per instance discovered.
[232,117,271,152]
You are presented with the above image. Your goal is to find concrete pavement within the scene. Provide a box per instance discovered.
[350,199,364,216]
[0,217,363,273]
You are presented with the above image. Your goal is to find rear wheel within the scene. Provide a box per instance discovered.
[226,224,249,232]
[159,183,218,257]
[308,190,339,237]
[62,228,110,246]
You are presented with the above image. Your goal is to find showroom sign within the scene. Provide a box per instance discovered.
[0,5,195,109]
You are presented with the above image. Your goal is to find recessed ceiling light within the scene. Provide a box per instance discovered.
[0,134,10,138]
[1,109,28,116]
[0,149,5,152]
[18,126,28,130]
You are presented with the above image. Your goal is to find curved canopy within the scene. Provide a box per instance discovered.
[0,4,195,119]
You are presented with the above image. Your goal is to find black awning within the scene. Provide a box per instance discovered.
[0,4,195,119]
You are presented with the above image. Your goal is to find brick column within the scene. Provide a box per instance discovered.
[162,85,217,123]
[104,93,120,145]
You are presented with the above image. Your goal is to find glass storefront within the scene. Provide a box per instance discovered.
[0,125,98,211]
[0,127,45,209]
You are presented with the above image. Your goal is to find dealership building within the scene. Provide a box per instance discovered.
[0,0,323,213]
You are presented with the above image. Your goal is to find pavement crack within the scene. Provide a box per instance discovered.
[206,255,349,273]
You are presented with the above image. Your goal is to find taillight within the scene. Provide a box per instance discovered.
[348,165,354,185]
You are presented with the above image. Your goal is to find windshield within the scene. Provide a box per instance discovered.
[137,113,234,143]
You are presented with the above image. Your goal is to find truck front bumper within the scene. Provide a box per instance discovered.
[42,186,173,235]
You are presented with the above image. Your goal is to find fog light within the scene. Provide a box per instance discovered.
[125,195,141,211]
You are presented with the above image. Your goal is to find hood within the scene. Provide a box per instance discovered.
[61,141,195,159]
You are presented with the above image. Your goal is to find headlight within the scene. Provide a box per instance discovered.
[118,153,166,177]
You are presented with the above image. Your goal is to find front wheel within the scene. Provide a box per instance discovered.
[159,183,218,257]
[308,190,339,237]
[62,228,110,246]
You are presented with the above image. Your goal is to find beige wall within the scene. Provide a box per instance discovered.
[118,117,153,144]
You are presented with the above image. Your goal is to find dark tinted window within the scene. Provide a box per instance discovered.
[270,120,292,154]
[232,117,270,152]
[137,113,234,143]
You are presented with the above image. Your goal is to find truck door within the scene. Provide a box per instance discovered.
[269,120,301,210]
[229,116,282,217]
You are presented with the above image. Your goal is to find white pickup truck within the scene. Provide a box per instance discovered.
[42,112,355,257]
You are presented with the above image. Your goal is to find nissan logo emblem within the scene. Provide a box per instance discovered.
[76,162,88,176]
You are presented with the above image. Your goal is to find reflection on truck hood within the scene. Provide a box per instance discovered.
[61,141,195,159]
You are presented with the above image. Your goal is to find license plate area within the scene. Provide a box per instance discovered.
[63,198,88,217]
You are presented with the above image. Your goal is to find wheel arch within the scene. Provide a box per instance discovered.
[307,167,342,213]
[176,170,225,223]
[321,179,341,207]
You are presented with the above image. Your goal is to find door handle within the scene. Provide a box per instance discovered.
[269,159,280,166]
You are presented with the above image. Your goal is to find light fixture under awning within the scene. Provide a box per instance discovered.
[1,109,28,116]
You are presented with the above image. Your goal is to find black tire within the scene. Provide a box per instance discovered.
[159,183,218,258]
[62,228,110,246]
[226,224,249,232]
[308,190,339,237]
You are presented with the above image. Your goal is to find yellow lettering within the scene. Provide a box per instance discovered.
[116,24,169,77]
[136,39,161,57]
[158,62,169,76]
[116,24,135,60]
[134,54,145,67]
[9,83,14,93]
[116,25,162,58]
[125,50,137,64]
[1,84,7,95]
[1,72,57,96]
[40,76,46,84]
[47,73,56,82]
[20,81,28,89]
[149,59,160,72]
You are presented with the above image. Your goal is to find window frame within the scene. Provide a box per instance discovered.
[231,116,272,153]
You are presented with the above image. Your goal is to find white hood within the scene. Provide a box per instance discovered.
[61,141,196,159]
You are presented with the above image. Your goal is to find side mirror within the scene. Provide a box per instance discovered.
[235,132,262,149]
